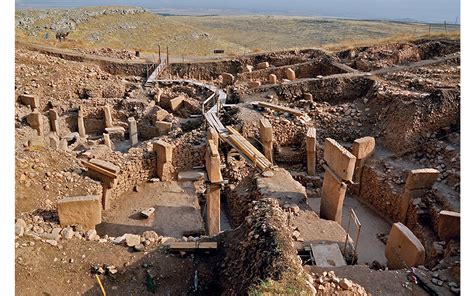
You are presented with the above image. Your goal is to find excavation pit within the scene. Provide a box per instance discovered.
[96,181,204,238]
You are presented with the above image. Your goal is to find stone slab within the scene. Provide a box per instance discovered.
[57,195,101,229]
[438,210,460,241]
[303,93,313,101]
[156,121,172,136]
[177,171,205,181]
[170,96,185,111]
[352,137,375,159]
[310,243,347,267]
[405,168,440,190]
[248,81,261,88]
[323,138,356,181]
[140,207,155,219]
[27,111,42,126]
[155,108,170,122]
[90,159,120,174]
[28,136,45,148]
[256,62,270,69]
[19,94,39,109]
[153,141,173,163]
[105,126,125,135]
[320,168,347,224]
[242,65,253,73]
[385,222,425,269]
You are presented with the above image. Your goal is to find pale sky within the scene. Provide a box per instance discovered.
[15,0,460,23]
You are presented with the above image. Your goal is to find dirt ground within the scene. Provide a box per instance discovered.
[98,181,204,238]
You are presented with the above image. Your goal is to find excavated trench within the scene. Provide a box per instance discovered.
[28,39,459,294]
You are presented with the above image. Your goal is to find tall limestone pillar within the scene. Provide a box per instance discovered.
[320,138,356,224]
[259,118,273,163]
[306,127,317,176]
[205,139,223,235]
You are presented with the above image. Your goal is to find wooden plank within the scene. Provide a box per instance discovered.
[228,135,265,169]
[168,241,217,251]
[258,101,304,116]
[227,132,270,171]
[227,127,272,168]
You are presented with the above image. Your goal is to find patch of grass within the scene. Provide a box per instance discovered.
[16,8,460,57]
[249,273,312,296]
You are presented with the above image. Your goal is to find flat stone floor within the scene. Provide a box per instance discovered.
[97,181,204,238]
[308,195,391,266]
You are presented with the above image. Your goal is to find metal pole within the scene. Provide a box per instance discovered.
[166,46,169,66]
[158,44,161,64]
[444,21,447,33]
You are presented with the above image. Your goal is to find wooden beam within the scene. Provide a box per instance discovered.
[258,101,305,116]
[168,242,217,252]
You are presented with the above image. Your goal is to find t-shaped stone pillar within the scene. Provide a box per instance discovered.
[83,159,119,210]
[306,127,317,176]
[385,222,425,269]
[437,210,460,241]
[154,88,163,103]
[259,118,273,163]
[269,74,277,84]
[49,134,59,149]
[49,109,59,133]
[205,139,223,183]
[320,138,356,224]
[286,68,296,81]
[351,136,375,194]
[103,133,112,149]
[205,138,223,236]
[153,141,173,181]
[103,105,113,128]
[206,183,221,236]
[399,168,439,224]
[128,117,138,146]
[27,109,44,136]
[19,94,40,110]
[207,127,219,149]
[77,109,86,138]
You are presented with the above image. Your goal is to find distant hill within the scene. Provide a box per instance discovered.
[15,6,460,57]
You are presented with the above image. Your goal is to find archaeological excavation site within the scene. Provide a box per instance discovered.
[14,37,461,295]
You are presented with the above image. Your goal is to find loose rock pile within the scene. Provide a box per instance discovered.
[311,271,369,295]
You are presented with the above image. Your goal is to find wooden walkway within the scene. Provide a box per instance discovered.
[146,58,168,85]
[149,78,274,171]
